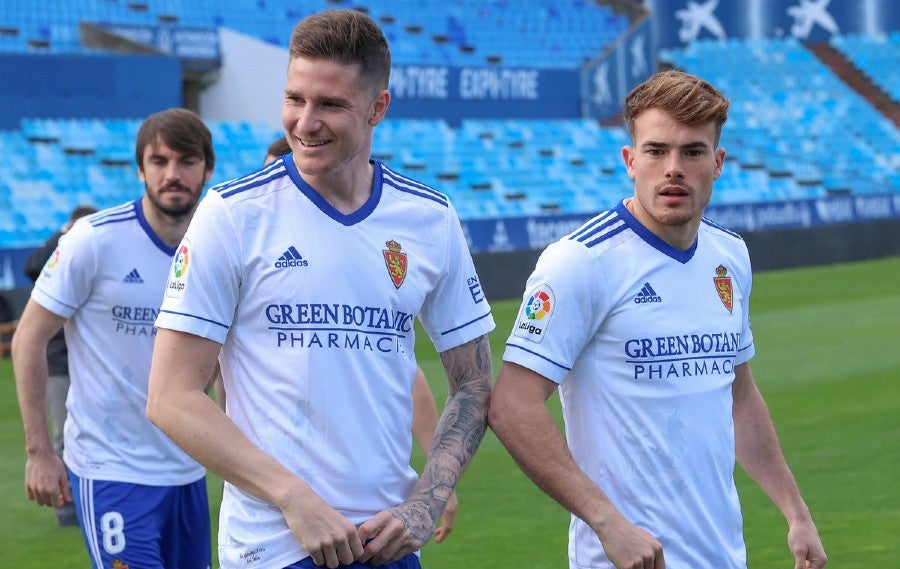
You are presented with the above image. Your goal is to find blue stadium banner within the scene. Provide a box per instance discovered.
[0,248,35,290]
[99,23,220,71]
[581,16,655,122]
[459,193,900,253]
[389,66,581,123]
[647,0,900,50]
[0,53,181,129]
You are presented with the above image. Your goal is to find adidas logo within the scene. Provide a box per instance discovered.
[122,268,144,284]
[274,246,309,268]
[633,282,662,304]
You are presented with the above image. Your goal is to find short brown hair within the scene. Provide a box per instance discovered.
[623,70,729,145]
[266,136,291,161]
[288,9,391,93]
[135,108,215,171]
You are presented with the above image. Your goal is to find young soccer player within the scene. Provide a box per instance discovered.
[490,70,827,569]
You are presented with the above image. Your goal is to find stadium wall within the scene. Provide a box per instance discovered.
[474,217,900,302]
[197,28,287,130]
[198,28,586,129]
[0,53,181,129]
[3,215,900,318]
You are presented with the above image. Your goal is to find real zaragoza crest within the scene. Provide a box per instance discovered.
[383,239,408,289]
[714,264,733,313]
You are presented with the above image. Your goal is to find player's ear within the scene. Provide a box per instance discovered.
[713,147,725,179]
[621,146,636,179]
[369,90,390,127]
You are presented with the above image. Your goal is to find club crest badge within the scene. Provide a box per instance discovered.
[714,264,733,313]
[383,240,408,289]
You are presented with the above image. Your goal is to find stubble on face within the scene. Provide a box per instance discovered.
[145,178,203,220]
[281,57,380,183]
[624,109,722,248]
[140,140,208,222]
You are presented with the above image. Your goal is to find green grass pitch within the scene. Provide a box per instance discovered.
[1,256,898,567]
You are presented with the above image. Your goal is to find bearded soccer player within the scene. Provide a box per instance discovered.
[13,108,214,568]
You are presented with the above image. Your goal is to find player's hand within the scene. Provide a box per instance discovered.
[596,515,665,569]
[433,490,458,543]
[787,518,827,569]
[357,501,433,565]
[24,450,71,508]
[282,490,363,568]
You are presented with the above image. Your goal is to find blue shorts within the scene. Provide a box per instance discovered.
[68,468,211,569]
[285,553,420,569]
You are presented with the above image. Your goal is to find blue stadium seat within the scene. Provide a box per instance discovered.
[0,0,628,68]
[662,37,897,205]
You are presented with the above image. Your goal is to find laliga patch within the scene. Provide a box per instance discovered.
[39,247,62,281]
[513,284,555,343]
[713,264,733,313]
[165,240,191,299]
[47,247,61,269]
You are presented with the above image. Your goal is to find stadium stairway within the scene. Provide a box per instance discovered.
[807,41,900,128]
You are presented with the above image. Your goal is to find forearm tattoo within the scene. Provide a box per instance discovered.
[406,335,492,536]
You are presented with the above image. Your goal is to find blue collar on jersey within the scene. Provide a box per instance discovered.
[616,200,698,264]
[134,198,179,257]
[283,157,383,226]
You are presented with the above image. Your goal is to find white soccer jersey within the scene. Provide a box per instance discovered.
[155,158,495,569]
[504,200,755,569]
[30,200,205,486]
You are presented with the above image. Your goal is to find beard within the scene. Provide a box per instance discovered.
[145,181,202,219]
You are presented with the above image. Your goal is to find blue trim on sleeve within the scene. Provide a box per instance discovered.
[158,309,230,330]
[439,311,493,336]
[505,343,572,372]
[31,289,79,315]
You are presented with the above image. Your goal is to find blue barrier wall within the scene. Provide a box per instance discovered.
[460,193,900,254]
[3,193,897,292]
[0,53,182,129]
[388,66,581,123]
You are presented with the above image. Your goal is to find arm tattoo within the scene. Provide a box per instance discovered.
[404,335,492,536]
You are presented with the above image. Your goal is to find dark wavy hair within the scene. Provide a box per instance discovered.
[134,108,215,171]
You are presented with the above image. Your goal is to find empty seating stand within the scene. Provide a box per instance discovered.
[0,0,627,68]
